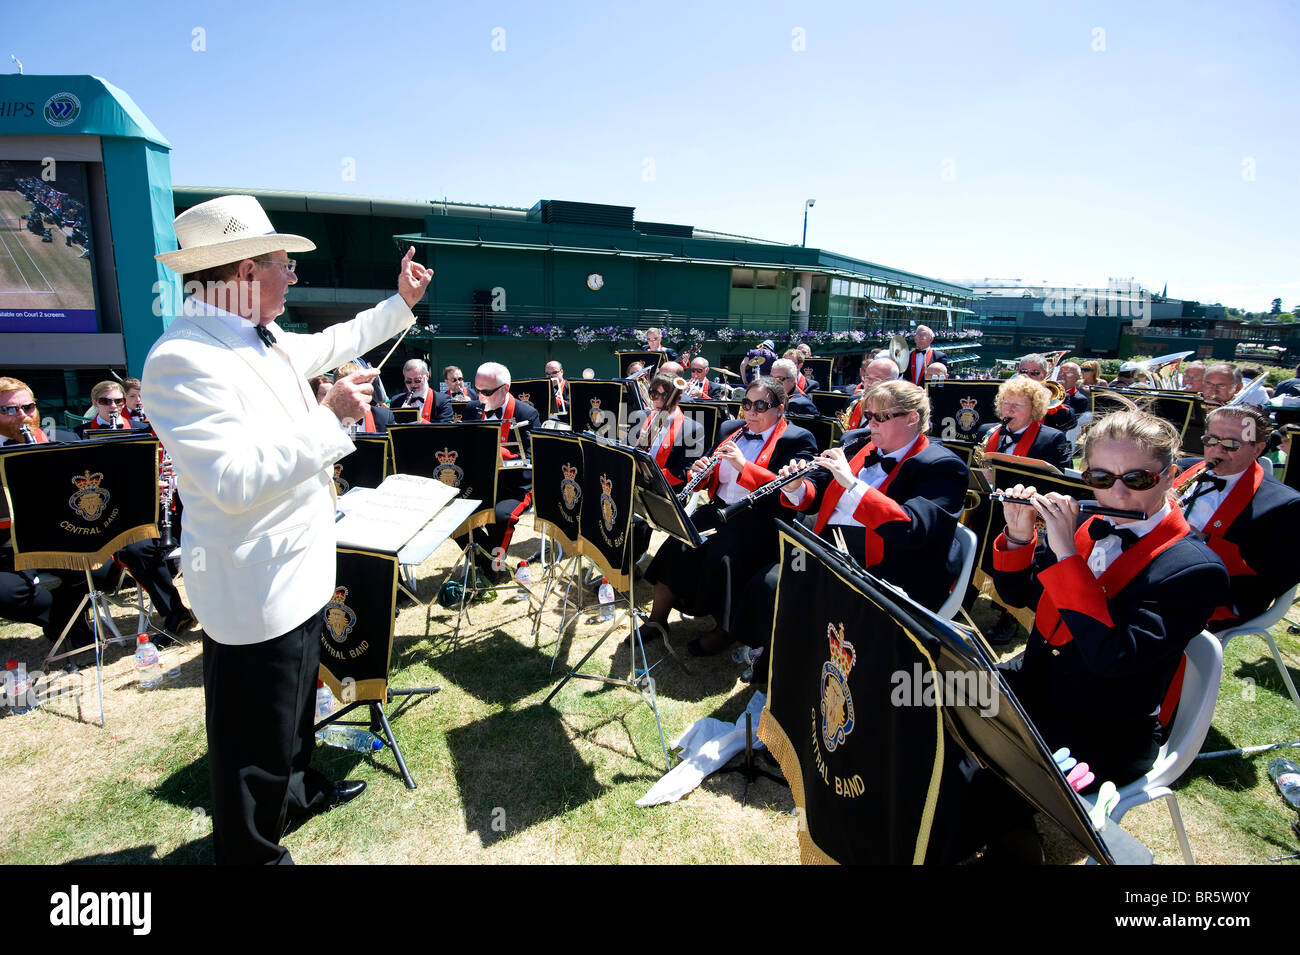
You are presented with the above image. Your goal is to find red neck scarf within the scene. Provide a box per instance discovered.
[641,408,685,483]
[814,435,928,535]
[496,393,519,460]
[909,347,933,384]
[985,420,1042,458]
[1035,508,1189,647]
[1176,460,1262,579]
[359,407,376,433]
[554,378,567,414]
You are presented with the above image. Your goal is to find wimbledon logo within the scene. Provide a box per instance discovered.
[43,92,81,127]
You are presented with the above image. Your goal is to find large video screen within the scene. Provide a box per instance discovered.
[0,160,98,332]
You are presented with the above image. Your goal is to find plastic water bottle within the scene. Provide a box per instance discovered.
[1268,757,1300,809]
[317,725,384,753]
[315,680,334,722]
[598,578,615,620]
[8,660,31,715]
[509,560,532,602]
[135,635,162,689]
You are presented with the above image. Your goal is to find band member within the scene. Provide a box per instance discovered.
[74,381,151,439]
[771,358,818,417]
[843,356,904,430]
[795,343,819,390]
[1175,405,1300,626]
[644,327,679,362]
[904,325,947,385]
[1201,362,1241,407]
[924,362,948,383]
[930,410,1229,863]
[440,364,476,401]
[123,377,147,423]
[391,359,453,422]
[1042,380,1079,437]
[544,360,570,418]
[335,362,395,433]
[1079,360,1108,389]
[641,378,817,655]
[741,340,778,385]
[1180,361,1206,394]
[627,373,704,488]
[782,349,818,393]
[459,361,542,581]
[1056,361,1090,415]
[740,381,968,652]
[682,357,718,400]
[979,376,1073,472]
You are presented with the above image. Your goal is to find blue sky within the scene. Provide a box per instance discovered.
[12,0,1299,310]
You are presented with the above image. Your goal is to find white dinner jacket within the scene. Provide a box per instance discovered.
[142,295,414,644]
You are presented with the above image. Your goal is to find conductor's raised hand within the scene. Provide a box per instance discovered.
[397,246,434,308]
[322,368,380,427]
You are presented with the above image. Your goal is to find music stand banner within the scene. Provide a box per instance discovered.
[681,402,724,450]
[510,378,553,424]
[762,520,1111,865]
[530,430,587,551]
[761,523,947,864]
[388,422,501,532]
[568,380,625,438]
[804,356,835,391]
[390,407,421,425]
[787,414,841,451]
[927,380,1002,443]
[1093,389,1203,445]
[579,439,637,591]
[809,390,852,419]
[332,435,389,494]
[2,437,159,571]
[320,548,399,703]
[615,350,665,378]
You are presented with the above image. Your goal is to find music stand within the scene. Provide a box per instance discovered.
[616,350,665,378]
[567,380,626,441]
[927,379,1002,444]
[540,434,699,770]
[332,434,389,494]
[803,356,835,391]
[763,520,1115,864]
[809,390,852,419]
[390,407,422,425]
[325,476,468,788]
[1,437,160,727]
[509,378,553,426]
[786,414,842,451]
[680,402,724,450]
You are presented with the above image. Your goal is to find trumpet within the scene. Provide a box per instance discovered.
[716,463,825,523]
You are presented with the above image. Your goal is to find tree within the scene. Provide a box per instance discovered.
[1271,298,1283,315]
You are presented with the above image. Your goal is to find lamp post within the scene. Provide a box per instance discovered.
[801,198,815,247]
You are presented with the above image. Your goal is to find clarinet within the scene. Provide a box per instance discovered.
[676,432,741,504]
[159,448,176,550]
[716,464,826,523]
[19,424,35,444]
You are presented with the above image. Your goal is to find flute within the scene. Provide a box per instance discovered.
[989,492,1146,521]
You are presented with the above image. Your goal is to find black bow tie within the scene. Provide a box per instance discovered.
[1088,520,1138,550]
[1192,472,1227,492]
[737,429,763,441]
[860,450,897,474]
[255,324,277,347]
[998,428,1022,450]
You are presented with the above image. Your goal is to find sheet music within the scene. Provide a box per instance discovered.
[334,474,459,552]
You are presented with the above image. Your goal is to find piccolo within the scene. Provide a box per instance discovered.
[717,464,825,523]
[989,492,1146,521]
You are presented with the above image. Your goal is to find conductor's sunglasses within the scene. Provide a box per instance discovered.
[1080,466,1168,490]
[0,403,37,416]
[1201,434,1244,452]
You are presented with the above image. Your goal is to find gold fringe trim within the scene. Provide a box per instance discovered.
[452,509,493,538]
[317,669,388,705]
[758,707,837,865]
[14,524,158,572]
[532,518,581,553]
[902,631,946,865]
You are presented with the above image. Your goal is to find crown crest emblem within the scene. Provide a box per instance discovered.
[827,622,856,676]
[590,397,602,409]
[562,463,577,480]
[518,392,530,404]
[600,474,613,495]
[71,470,103,491]
[959,397,977,410]
[436,447,459,466]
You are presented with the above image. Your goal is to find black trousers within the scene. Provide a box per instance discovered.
[203,611,332,865]
[116,538,183,620]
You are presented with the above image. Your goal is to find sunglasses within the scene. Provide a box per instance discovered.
[1018,369,1045,378]
[740,399,775,413]
[864,410,908,424]
[1080,466,1168,490]
[0,402,37,416]
[648,389,669,399]
[96,397,126,406]
[1201,434,1245,451]
[479,383,508,397]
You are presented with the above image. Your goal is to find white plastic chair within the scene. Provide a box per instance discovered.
[1213,584,1300,716]
[937,524,977,621]
[1101,631,1222,865]
[1257,456,1276,480]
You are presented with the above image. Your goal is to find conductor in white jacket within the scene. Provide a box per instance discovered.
[143,195,432,864]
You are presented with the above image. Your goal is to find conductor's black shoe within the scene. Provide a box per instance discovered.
[328,780,367,809]
[164,608,198,635]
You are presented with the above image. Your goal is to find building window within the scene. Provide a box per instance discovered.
[755,269,779,289]
[731,268,755,289]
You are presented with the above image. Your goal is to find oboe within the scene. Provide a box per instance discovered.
[717,463,825,523]
[989,492,1146,522]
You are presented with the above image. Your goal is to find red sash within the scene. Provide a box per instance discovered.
[708,418,788,497]
[1177,459,1263,618]
[360,407,376,433]
[418,390,435,423]
[984,420,1042,458]
[497,393,519,460]
[554,379,566,414]
[641,409,685,485]
[1028,508,1189,648]
[847,399,864,431]
[812,435,928,536]
[909,347,933,384]
[796,373,808,394]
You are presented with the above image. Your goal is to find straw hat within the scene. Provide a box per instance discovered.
[156,194,315,274]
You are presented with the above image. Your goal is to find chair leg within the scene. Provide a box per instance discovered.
[1263,632,1300,716]
[1163,793,1195,865]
